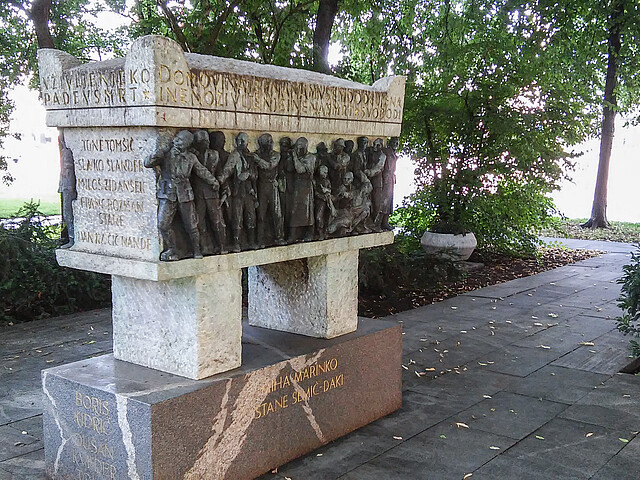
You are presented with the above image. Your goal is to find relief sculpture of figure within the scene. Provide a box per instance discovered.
[327,171,354,236]
[209,131,232,227]
[315,142,330,171]
[279,136,295,234]
[254,133,285,248]
[145,130,218,261]
[191,130,227,254]
[364,138,387,232]
[219,132,258,252]
[288,137,316,242]
[58,132,77,249]
[328,138,350,190]
[328,171,372,235]
[314,165,335,240]
[350,136,368,177]
[344,139,354,156]
[381,136,399,230]
[351,171,373,233]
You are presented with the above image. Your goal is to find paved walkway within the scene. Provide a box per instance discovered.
[1,239,638,479]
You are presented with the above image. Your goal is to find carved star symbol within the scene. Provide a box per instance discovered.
[143,90,151,99]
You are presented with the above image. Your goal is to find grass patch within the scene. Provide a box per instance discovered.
[541,218,640,244]
[0,198,60,218]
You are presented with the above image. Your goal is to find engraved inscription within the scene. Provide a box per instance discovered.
[255,358,345,419]
[40,67,152,108]
[158,67,404,122]
[68,131,156,257]
[70,391,119,479]
[40,61,403,123]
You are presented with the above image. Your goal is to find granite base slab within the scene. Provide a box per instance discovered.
[42,319,401,480]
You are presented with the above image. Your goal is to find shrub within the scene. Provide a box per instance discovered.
[391,179,559,256]
[0,202,111,324]
[617,245,640,356]
[359,243,464,311]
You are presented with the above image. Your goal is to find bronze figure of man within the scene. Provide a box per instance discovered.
[219,132,258,252]
[191,130,227,254]
[145,130,217,261]
[254,133,285,247]
[58,132,76,249]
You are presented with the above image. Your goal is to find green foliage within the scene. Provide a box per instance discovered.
[389,190,435,251]
[0,0,128,184]
[617,246,640,357]
[0,202,111,324]
[339,0,609,255]
[117,0,319,68]
[468,180,557,255]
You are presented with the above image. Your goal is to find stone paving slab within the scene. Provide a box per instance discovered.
[485,344,562,377]
[591,433,640,479]
[0,448,46,479]
[339,419,518,480]
[2,238,640,479]
[552,331,634,375]
[559,374,640,431]
[454,391,568,440]
[472,417,635,480]
[505,365,609,404]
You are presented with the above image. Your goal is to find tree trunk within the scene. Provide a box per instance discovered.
[313,0,340,74]
[30,0,54,48]
[157,0,191,52]
[583,0,624,229]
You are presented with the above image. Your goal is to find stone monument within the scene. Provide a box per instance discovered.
[38,35,405,479]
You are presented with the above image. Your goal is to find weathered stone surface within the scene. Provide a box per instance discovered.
[38,36,405,138]
[420,231,477,261]
[42,320,401,480]
[56,231,393,280]
[62,127,162,261]
[112,271,242,379]
[248,250,358,338]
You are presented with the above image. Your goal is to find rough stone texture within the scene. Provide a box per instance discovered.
[41,320,401,480]
[248,250,358,338]
[62,126,162,261]
[38,35,405,137]
[112,271,242,379]
[57,231,393,280]
[420,231,477,261]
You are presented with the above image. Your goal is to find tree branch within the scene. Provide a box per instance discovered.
[204,0,242,53]
[157,0,191,52]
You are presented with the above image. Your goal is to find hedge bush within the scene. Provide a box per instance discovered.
[0,202,111,324]
[617,245,640,357]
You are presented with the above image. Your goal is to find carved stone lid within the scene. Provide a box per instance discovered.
[38,35,405,137]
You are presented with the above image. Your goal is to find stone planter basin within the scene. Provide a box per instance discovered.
[420,231,477,261]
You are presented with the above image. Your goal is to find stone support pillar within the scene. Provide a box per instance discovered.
[112,271,242,379]
[248,250,359,338]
